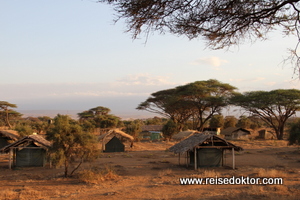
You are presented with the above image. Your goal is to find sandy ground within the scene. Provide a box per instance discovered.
[1,139,300,200]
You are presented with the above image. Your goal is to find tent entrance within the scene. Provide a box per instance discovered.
[189,148,223,167]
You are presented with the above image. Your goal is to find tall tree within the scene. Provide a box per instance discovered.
[137,88,194,131]
[231,89,300,140]
[175,79,237,131]
[137,79,237,131]
[101,0,300,72]
[47,115,98,177]
[78,106,120,130]
[0,101,20,129]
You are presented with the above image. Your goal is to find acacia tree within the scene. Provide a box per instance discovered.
[101,0,300,73]
[47,115,98,177]
[78,106,120,132]
[0,101,20,129]
[231,89,300,140]
[137,88,194,131]
[175,79,237,131]
[137,79,237,131]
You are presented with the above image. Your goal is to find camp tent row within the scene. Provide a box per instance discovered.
[169,133,243,170]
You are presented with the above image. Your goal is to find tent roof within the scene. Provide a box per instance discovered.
[0,130,19,140]
[169,133,243,154]
[220,127,251,136]
[98,128,134,142]
[0,134,52,153]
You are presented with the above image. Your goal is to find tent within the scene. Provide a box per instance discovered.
[169,133,243,169]
[105,136,125,152]
[0,134,51,169]
[221,127,251,140]
[99,128,134,152]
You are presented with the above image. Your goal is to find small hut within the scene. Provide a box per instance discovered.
[98,129,134,152]
[169,133,243,170]
[0,134,52,169]
[0,130,19,149]
[221,127,251,140]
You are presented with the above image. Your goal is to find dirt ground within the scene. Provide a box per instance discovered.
[1,139,300,200]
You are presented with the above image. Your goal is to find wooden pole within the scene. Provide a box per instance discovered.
[221,150,223,166]
[8,148,12,169]
[194,147,197,170]
[186,151,189,168]
[232,148,235,169]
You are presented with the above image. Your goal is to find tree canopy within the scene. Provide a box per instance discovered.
[78,106,121,131]
[231,89,300,140]
[137,79,237,131]
[0,101,21,129]
[101,0,300,73]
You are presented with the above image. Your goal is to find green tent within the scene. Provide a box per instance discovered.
[0,134,51,169]
[105,136,125,152]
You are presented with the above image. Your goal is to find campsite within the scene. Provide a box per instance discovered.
[1,133,300,200]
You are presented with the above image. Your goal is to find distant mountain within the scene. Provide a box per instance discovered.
[17,110,156,120]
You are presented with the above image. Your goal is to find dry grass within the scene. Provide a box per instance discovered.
[231,185,296,200]
[78,165,119,184]
[158,168,173,177]
[1,190,17,200]
[202,169,221,177]
[256,168,287,178]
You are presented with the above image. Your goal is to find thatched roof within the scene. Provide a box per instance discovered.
[169,133,243,154]
[98,128,134,142]
[172,130,200,141]
[0,130,19,141]
[0,134,52,153]
[221,127,251,136]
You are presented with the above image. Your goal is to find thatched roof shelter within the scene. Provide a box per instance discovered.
[1,134,51,153]
[98,129,134,151]
[169,133,243,170]
[169,133,242,154]
[0,134,52,169]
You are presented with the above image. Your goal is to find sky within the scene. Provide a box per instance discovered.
[1,0,300,119]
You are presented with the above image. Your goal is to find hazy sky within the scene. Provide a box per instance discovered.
[1,0,300,118]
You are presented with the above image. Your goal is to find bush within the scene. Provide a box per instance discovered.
[288,119,300,145]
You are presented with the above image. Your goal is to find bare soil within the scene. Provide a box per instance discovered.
[1,139,300,200]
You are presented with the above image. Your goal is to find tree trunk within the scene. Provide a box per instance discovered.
[276,125,284,140]
[5,109,12,129]
[64,159,69,178]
